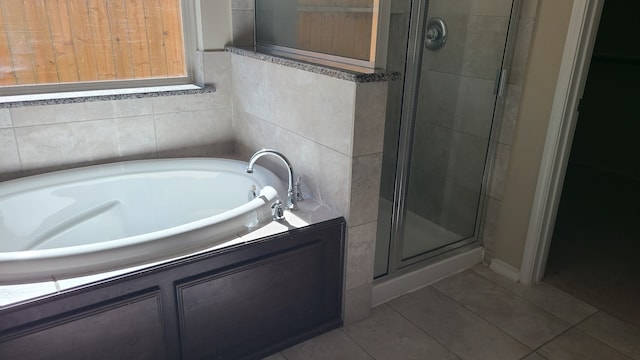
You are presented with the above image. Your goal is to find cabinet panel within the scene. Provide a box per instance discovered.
[0,291,166,360]
[179,242,326,359]
[0,218,345,360]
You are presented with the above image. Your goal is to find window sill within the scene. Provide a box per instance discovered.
[0,84,216,109]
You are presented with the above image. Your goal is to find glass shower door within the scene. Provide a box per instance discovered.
[375,0,516,275]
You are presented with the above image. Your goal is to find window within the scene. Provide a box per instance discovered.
[256,0,380,69]
[0,0,190,96]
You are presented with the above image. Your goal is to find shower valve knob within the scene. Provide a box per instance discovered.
[425,17,447,51]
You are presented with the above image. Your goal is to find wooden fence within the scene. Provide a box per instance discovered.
[296,0,376,61]
[0,0,185,87]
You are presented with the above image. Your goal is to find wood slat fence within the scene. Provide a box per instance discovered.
[296,0,376,61]
[0,0,185,87]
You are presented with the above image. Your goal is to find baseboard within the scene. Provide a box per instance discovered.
[489,259,520,282]
[371,247,483,306]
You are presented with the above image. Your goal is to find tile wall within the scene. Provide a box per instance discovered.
[482,0,539,262]
[409,0,513,238]
[0,52,234,182]
[231,54,388,325]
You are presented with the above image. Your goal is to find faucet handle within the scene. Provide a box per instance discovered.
[294,176,304,202]
[271,200,285,221]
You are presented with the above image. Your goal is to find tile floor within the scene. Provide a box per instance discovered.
[264,264,640,360]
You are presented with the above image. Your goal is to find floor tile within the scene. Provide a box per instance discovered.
[281,329,373,360]
[577,311,640,360]
[344,303,460,360]
[521,352,547,360]
[262,352,286,360]
[389,286,530,360]
[538,328,631,360]
[434,270,571,348]
[471,264,597,325]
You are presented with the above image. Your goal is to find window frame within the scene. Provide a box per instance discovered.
[0,0,197,98]
[254,0,389,72]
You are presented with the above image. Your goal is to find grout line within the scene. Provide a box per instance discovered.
[429,283,533,350]
[339,327,378,360]
[385,296,465,360]
[468,266,590,325]
[571,312,638,360]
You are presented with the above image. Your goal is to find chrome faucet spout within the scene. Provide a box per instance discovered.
[246,149,298,211]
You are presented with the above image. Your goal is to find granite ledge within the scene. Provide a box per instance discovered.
[226,46,400,83]
[0,84,216,109]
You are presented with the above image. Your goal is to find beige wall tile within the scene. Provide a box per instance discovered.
[423,15,469,75]
[232,55,276,122]
[203,51,233,106]
[154,108,234,157]
[344,283,373,325]
[499,84,522,145]
[234,109,353,218]
[0,129,21,175]
[10,99,153,127]
[455,77,495,138]
[0,109,12,128]
[462,16,511,80]
[353,82,388,157]
[346,222,377,290]
[480,197,501,254]
[349,154,383,226]
[509,18,535,86]
[427,0,472,16]
[15,116,156,170]
[273,64,356,156]
[471,0,513,16]
[152,93,230,114]
[489,143,511,200]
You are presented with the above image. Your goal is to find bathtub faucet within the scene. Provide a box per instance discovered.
[246,149,299,211]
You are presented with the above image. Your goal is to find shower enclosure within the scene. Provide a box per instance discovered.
[375,0,520,277]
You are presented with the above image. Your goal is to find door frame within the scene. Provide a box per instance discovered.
[519,0,604,285]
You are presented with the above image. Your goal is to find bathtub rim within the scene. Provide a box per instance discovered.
[0,157,287,284]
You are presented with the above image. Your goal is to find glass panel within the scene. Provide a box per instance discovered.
[373,0,412,277]
[256,0,376,61]
[400,1,512,260]
[0,0,186,87]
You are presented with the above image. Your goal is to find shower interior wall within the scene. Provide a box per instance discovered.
[378,0,540,268]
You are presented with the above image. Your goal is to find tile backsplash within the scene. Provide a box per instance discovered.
[0,52,234,181]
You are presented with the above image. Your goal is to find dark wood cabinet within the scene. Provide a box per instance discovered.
[0,218,345,360]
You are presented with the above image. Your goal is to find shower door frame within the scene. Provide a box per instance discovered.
[381,0,523,278]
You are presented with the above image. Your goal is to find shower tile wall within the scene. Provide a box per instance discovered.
[404,0,537,245]
[482,0,538,262]
[231,53,388,325]
[0,52,235,182]
[408,0,510,237]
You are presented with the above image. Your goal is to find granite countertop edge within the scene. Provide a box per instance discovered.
[225,46,400,83]
[0,85,216,109]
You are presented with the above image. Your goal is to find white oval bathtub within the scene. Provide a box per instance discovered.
[0,158,285,284]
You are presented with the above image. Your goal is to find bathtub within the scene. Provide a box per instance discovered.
[0,158,286,284]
